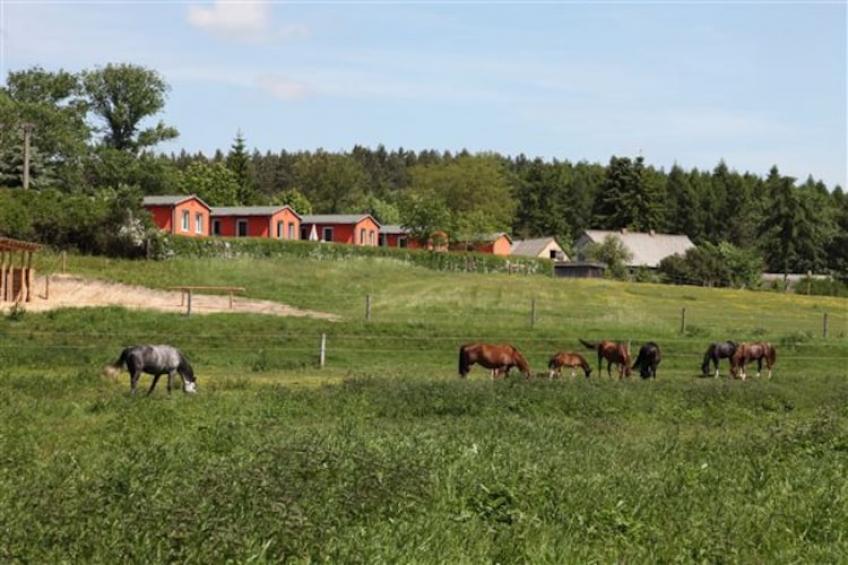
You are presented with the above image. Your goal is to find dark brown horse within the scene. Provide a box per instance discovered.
[579,339,632,378]
[548,352,592,379]
[458,343,531,380]
[730,342,777,380]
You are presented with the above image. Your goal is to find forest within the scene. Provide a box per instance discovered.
[1,63,846,282]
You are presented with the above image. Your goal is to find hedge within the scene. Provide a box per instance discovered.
[165,236,554,276]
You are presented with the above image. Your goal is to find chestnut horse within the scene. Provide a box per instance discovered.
[730,342,777,380]
[548,352,592,379]
[579,339,632,378]
[458,343,531,380]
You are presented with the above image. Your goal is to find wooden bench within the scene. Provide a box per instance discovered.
[170,286,246,314]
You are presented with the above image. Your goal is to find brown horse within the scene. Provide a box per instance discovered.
[458,343,531,380]
[579,339,632,378]
[730,342,777,380]
[548,352,592,379]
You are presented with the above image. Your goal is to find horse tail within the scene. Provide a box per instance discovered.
[458,345,471,377]
[768,344,777,365]
[579,339,597,350]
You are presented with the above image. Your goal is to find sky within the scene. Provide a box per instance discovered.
[2,1,846,187]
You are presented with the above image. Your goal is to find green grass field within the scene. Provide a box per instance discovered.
[2,252,847,562]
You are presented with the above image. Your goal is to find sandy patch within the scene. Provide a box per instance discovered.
[5,274,338,321]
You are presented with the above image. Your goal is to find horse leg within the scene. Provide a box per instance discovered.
[168,370,176,394]
[756,358,762,379]
[714,358,720,378]
[130,370,141,395]
[570,367,576,378]
[147,373,162,396]
[607,360,612,377]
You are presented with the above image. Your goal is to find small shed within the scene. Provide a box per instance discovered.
[554,261,606,279]
[379,226,449,252]
[142,195,211,238]
[511,237,568,261]
[0,237,41,303]
[210,206,301,239]
[451,233,513,256]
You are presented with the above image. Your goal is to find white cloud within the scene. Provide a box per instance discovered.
[256,74,310,101]
[186,2,308,43]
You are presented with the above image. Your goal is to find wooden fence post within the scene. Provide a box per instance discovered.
[680,307,686,335]
[45,275,49,300]
[186,289,192,316]
[530,298,537,329]
[365,294,372,321]
[319,333,326,368]
[823,312,828,339]
[61,251,67,273]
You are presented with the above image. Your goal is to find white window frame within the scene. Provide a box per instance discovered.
[277,221,284,239]
[322,227,334,242]
[181,210,190,232]
[288,223,295,240]
[195,213,203,234]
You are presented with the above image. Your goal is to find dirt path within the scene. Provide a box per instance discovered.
[5,274,338,320]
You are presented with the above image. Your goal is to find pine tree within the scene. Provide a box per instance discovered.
[593,156,662,231]
[666,165,703,241]
[226,131,255,204]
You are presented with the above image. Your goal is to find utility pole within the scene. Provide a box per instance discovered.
[22,123,34,190]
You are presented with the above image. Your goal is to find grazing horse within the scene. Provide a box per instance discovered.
[730,342,777,380]
[107,345,197,395]
[701,341,738,378]
[548,352,592,379]
[632,342,661,379]
[579,339,632,378]
[458,343,531,380]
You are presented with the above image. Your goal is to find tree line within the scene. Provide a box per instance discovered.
[1,64,846,282]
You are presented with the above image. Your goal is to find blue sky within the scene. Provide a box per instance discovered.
[2,1,846,187]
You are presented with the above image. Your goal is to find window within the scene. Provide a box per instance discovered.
[398,236,408,248]
[181,211,189,232]
[237,220,248,237]
[369,231,376,246]
[277,221,284,239]
[359,228,366,245]
[212,219,221,236]
[195,213,203,234]
[301,226,309,240]
[322,227,334,242]
[378,234,387,247]
[550,249,558,260]
[288,223,295,240]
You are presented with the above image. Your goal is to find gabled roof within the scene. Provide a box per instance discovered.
[476,232,512,243]
[380,224,408,235]
[301,214,381,227]
[511,237,564,258]
[210,205,301,219]
[577,229,695,268]
[142,194,210,210]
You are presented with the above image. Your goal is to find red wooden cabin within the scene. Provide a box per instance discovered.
[300,214,381,246]
[210,206,301,239]
[142,195,211,238]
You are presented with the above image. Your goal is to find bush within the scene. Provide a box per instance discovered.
[795,277,848,297]
[659,242,763,288]
[163,236,554,276]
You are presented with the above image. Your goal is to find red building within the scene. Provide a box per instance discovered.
[210,206,301,239]
[300,214,381,246]
[142,195,211,238]
[450,233,512,256]
[379,225,449,252]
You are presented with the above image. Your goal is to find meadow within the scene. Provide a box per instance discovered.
[2,252,847,562]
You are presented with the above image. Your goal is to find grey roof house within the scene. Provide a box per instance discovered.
[574,229,695,268]
[510,237,568,261]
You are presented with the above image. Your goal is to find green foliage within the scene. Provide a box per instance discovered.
[659,241,764,288]
[408,155,515,242]
[398,192,451,241]
[366,195,400,225]
[226,131,256,204]
[178,161,239,206]
[584,235,633,280]
[294,151,369,213]
[795,277,848,298]
[271,188,313,214]
[593,156,664,231]
[82,63,177,152]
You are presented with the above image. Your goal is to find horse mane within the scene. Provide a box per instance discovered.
[579,339,597,350]
[177,352,195,382]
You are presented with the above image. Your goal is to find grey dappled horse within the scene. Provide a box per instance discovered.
[109,345,197,395]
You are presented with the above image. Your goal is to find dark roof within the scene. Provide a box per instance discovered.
[301,214,381,227]
[210,205,300,218]
[142,194,210,210]
[380,224,408,235]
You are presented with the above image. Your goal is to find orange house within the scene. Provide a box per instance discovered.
[301,214,381,246]
[379,225,449,252]
[142,195,211,238]
[210,206,301,239]
[450,233,513,256]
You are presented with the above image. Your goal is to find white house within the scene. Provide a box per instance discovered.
[511,237,568,261]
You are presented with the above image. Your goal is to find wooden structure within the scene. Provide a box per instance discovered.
[553,261,606,279]
[170,285,246,315]
[0,237,41,303]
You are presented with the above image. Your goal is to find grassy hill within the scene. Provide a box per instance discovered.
[1,252,847,561]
